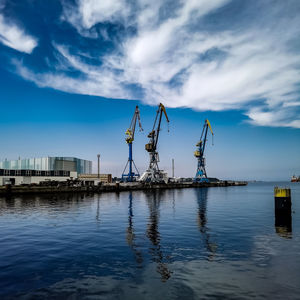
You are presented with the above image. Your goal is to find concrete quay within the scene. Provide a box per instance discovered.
[0,181,247,196]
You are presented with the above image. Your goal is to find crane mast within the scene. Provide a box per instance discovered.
[122,105,143,182]
[194,119,213,182]
[139,103,169,183]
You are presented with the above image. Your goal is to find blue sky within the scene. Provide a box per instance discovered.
[0,0,299,180]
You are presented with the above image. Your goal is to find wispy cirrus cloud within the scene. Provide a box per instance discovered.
[61,0,131,38]
[0,14,37,54]
[11,0,300,128]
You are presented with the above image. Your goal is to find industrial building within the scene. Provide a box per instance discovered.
[0,169,77,186]
[0,157,92,174]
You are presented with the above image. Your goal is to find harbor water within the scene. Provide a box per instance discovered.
[0,182,299,299]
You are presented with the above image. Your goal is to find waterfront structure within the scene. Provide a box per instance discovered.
[194,119,214,183]
[274,187,292,237]
[140,103,170,183]
[122,105,143,182]
[0,157,92,174]
[0,169,77,186]
[78,174,112,183]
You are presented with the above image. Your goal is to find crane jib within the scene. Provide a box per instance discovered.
[206,119,213,135]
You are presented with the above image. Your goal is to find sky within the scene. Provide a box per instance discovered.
[0,0,299,180]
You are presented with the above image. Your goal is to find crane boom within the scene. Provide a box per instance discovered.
[122,106,143,182]
[206,119,213,135]
[125,106,143,144]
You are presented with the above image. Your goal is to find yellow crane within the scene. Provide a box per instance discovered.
[122,106,143,182]
[194,119,213,182]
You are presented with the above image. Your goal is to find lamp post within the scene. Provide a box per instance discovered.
[97,154,100,179]
[172,158,174,178]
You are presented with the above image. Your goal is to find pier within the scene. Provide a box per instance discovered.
[0,181,247,195]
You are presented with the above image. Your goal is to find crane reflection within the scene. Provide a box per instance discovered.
[126,192,143,265]
[125,191,172,281]
[195,188,217,260]
[145,190,172,282]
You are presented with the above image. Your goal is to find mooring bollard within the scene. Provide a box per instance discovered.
[274,187,292,238]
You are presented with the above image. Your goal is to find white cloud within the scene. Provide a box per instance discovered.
[79,0,127,28]
[247,106,300,128]
[0,14,37,54]
[61,0,130,38]
[17,0,300,128]
[15,58,132,101]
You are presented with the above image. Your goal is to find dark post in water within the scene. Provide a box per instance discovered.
[274,187,292,238]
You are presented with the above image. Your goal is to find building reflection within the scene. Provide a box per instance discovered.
[126,192,143,265]
[1,193,92,213]
[3,195,15,208]
[145,190,172,282]
[195,188,217,260]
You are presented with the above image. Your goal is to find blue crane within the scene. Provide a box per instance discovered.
[122,106,143,182]
[194,119,214,182]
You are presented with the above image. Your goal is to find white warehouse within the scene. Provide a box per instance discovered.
[0,169,77,186]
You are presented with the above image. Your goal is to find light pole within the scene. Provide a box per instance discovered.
[97,154,100,179]
[172,158,174,178]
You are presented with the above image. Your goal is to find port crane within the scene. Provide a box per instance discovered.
[122,106,143,182]
[194,119,213,182]
[139,103,170,183]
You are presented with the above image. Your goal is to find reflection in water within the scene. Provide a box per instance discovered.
[171,189,176,217]
[3,196,15,208]
[1,193,89,212]
[145,190,172,282]
[96,194,100,222]
[195,188,217,260]
[275,211,292,239]
[1,183,300,299]
[126,192,143,265]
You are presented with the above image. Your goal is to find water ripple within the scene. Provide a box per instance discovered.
[0,182,299,299]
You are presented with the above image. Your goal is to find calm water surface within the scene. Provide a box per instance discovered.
[0,182,299,299]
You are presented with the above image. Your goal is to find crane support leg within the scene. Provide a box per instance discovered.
[122,143,140,182]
